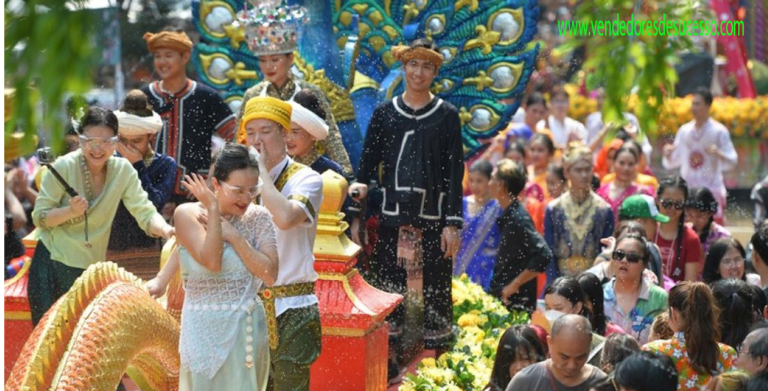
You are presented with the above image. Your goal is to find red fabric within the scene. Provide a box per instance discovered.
[710,0,757,98]
[654,225,702,282]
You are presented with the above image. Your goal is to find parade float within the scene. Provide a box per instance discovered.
[5,0,542,389]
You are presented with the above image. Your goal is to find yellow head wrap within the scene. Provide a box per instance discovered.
[240,96,292,134]
[143,31,193,53]
[391,45,444,69]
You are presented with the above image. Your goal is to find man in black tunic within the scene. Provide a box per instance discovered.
[349,39,464,356]
[141,28,236,205]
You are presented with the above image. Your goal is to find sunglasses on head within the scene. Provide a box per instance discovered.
[660,199,685,210]
[612,250,643,263]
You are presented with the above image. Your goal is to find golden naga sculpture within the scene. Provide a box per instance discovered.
[6,262,180,391]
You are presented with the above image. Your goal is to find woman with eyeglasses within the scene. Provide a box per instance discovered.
[702,238,761,286]
[602,234,668,345]
[29,106,175,325]
[149,143,278,389]
[653,176,702,282]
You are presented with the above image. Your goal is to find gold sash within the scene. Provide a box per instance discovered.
[258,282,316,350]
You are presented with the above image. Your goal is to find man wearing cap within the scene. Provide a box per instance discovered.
[242,96,323,391]
[109,90,177,251]
[141,27,236,205]
[235,2,352,176]
[348,38,464,359]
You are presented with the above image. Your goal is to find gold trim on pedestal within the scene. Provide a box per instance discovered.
[5,311,31,321]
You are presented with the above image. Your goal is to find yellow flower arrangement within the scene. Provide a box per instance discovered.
[401,275,529,390]
[566,93,768,138]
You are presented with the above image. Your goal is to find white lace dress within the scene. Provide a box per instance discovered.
[178,204,276,391]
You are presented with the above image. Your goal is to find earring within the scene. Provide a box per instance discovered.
[214,190,220,197]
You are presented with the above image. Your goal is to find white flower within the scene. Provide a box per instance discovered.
[673,348,683,358]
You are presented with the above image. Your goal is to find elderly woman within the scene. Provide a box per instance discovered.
[30,106,174,325]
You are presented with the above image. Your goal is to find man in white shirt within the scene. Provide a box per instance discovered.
[240,96,324,391]
[537,87,587,149]
[662,87,737,220]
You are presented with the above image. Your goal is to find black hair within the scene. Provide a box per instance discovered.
[544,276,591,319]
[212,143,259,182]
[525,92,548,109]
[614,351,678,391]
[495,159,527,197]
[668,281,722,375]
[409,38,437,51]
[711,278,757,350]
[703,237,747,284]
[469,159,493,179]
[657,176,689,274]
[613,143,640,165]
[77,106,119,136]
[530,133,556,156]
[748,284,767,320]
[577,272,608,336]
[547,162,565,182]
[505,140,527,159]
[121,90,154,118]
[600,333,641,374]
[487,325,546,391]
[613,220,647,238]
[747,372,768,391]
[693,86,714,106]
[686,187,719,244]
[751,225,768,267]
[294,88,327,120]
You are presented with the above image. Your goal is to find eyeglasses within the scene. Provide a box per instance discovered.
[660,199,685,210]
[720,257,745,268]
[612,249,643,264]
[79,135,118,149]
[220,181,260,199]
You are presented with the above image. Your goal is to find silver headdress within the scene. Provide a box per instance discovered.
[235,0,309,57]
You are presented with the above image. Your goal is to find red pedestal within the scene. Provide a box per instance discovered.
[310,322,389,391]
[309,171,403,391]
[4,255,33,380]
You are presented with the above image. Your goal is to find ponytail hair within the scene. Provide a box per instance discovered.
[711,278,756,349]
[668,281,721,375]
[686,187,719,244]
[657,176,689,273]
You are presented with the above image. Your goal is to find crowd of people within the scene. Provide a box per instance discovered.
[4,8,768,391]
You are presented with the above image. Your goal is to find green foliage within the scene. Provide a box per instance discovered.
[558,0,709,136]
[5,0,96,156]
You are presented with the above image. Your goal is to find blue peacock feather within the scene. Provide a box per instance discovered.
[192,0,540,163]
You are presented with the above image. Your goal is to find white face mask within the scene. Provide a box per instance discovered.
[544,310,567,326]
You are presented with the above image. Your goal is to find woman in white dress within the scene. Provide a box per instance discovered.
[149,143,278,390]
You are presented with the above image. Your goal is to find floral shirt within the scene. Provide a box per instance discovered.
[642,332,737,390]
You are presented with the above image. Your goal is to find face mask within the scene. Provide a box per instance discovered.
[544,310,567,325]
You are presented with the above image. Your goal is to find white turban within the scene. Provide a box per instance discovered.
[114,110,163,136]
[288,101,329,140]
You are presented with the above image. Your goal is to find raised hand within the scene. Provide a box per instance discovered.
[182,173,217,208]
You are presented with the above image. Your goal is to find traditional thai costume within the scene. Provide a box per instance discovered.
[453,198,501,290]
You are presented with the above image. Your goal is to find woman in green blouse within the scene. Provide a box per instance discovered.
[30,106,174,325]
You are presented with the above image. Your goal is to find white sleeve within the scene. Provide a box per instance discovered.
[287,171,324,227]
[717,127,738,170]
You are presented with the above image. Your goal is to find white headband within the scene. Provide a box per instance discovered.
[288,101,328,140]
[114,110,163,136]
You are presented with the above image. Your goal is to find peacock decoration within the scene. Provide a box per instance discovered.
[192,0,539,164]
